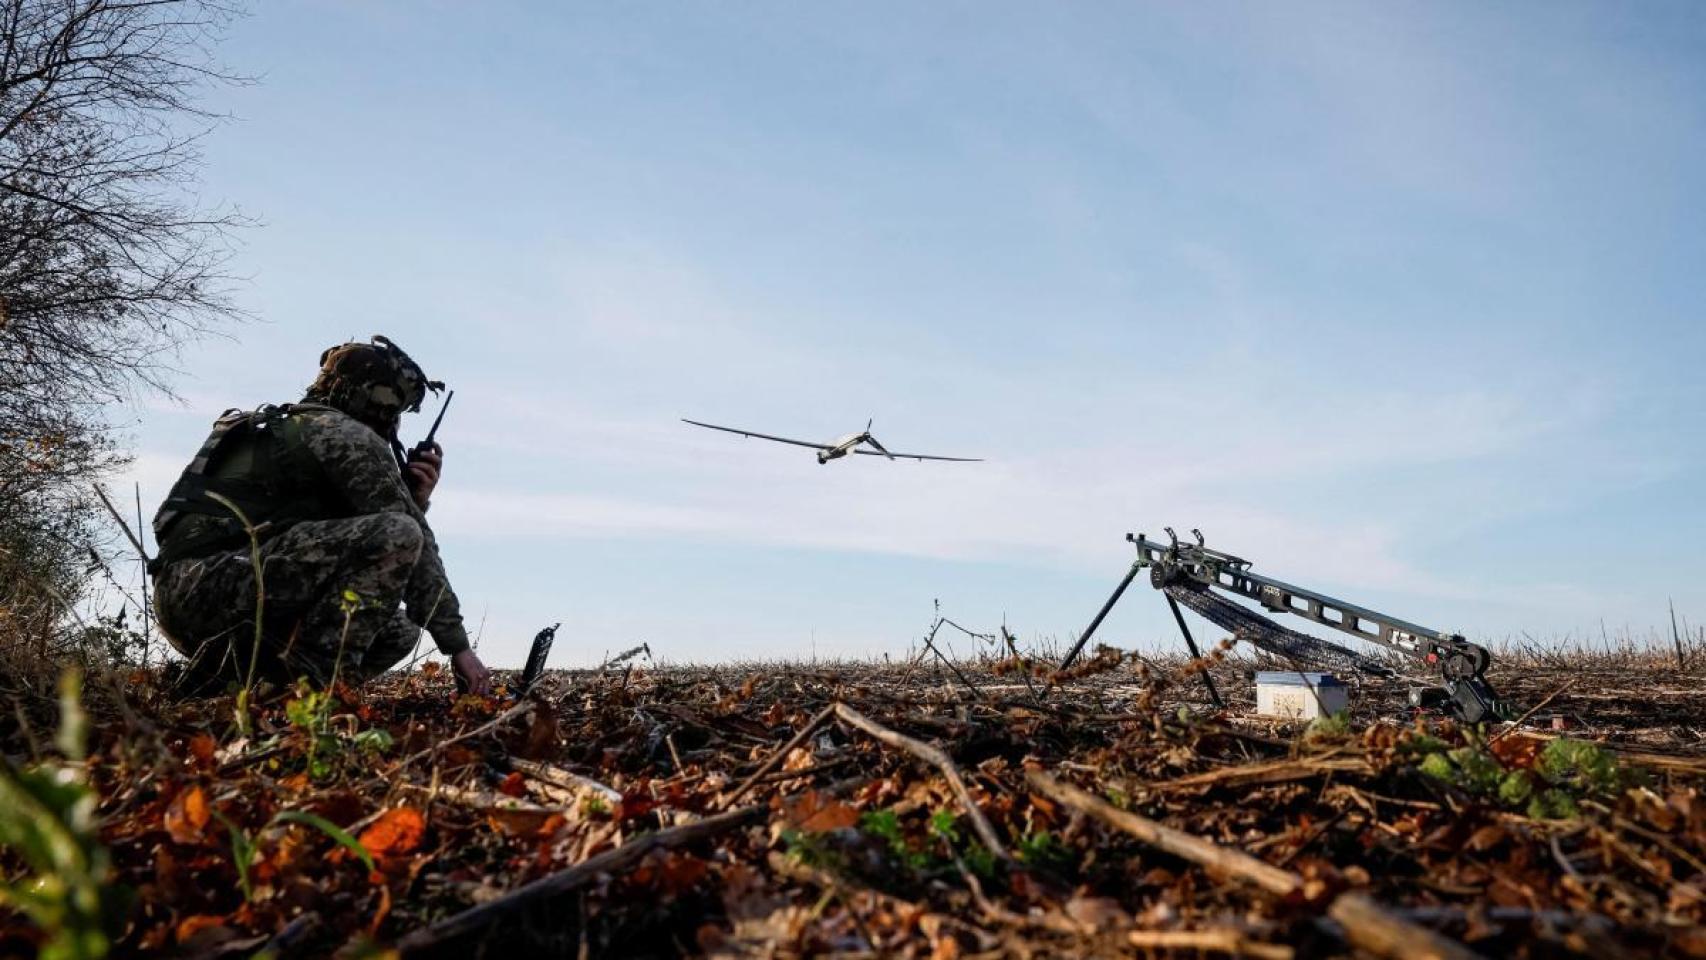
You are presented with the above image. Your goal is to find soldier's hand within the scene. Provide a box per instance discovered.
[407,443,442,510]
[452,649,492,697]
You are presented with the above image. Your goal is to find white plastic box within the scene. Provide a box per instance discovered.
[1255,671,1349,720]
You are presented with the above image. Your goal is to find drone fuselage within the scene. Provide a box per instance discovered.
[816,433,868,464]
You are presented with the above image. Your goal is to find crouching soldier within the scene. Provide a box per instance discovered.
[150,336,492,696]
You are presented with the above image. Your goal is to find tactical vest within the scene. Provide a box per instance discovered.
[149,404,342,574]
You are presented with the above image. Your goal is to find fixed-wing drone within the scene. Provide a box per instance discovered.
[681,418,982,465]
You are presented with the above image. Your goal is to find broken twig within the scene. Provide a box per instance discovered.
[835,703,1009,861]
[1026,770,1484,960]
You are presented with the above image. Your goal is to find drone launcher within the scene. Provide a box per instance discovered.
[1059,530,1506,723]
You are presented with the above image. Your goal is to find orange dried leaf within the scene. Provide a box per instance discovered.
[1466,824,1507,852]
[487,807,555,837]
[498,772,528,798]
[784,790,860,832]
[165,785,210,845]
[358,807,426,860]
[175,914,226,943]
[657,852,710,895]
[1489,734,1544,770]
[187,733,217,764]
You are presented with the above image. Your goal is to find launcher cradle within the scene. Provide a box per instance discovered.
[1060,529,1506,723]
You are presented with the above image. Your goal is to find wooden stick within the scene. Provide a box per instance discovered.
[397,801,766,955]
[1138,756,1372,793]
[919,623,983,700]
[508,757,621,804]
[754,755,856,784]
[376,701,532,786]
[1489,680,1576,743]
[951,854,1085,936]
[724,704,835,806]
[92,482,150,564]
[834,703,1009,861]
[1026,770,1484,960]
[1028,770,1296,894]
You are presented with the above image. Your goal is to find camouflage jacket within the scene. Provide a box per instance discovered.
[289,403,469,656]
[159,402,470,656]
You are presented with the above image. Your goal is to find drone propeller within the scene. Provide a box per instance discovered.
[864,433,895,460]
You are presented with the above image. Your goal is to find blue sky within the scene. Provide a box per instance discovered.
[118,1,1706,668]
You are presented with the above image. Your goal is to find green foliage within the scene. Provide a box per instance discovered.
[215,811,258,903]
[859,809,931,871]
[779,828,840,870]
[924,808,994,878]
[859,808,902,844]
[1452,747,1504,795]
[352,728,394,754]
[282,683,392,780]
[0,672,125,960]
[1401,733,1451,758]
[959,843,997,879]
[1418,752,1455,782]
[928,809,962,845]
[1015,830,1073,870]
[1528,789,1581,821]
[1498,771,1535,806]
[1409,732,1626,821]
[1538,739,1621,794]
[1304,710,1352,742]
[284,686,331,732]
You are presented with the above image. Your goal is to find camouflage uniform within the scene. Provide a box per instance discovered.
[152,340,468,690]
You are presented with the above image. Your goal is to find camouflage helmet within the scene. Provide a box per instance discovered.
[306,335,443,425]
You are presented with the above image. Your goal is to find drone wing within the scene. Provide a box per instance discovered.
[681,419,830,451]
[852,448,982,462]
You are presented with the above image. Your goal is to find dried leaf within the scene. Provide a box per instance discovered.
[175,913,225,943]
[187,733,217,765]
[783,790,860,832]
[359,807,426,860]
[497,772,528,798]
[1065,895,1129,931]
[1489,734,1544,770]
[165,784,210,844]
[1465,824,1506,852]
[487,807,557,837]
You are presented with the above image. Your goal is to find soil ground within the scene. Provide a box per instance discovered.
[3,646,1705,958]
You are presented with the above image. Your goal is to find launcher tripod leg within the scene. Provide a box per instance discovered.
[1059,561,1142,670]
[1166,593,1224,708]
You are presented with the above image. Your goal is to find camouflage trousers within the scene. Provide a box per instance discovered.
[155,513,432,689]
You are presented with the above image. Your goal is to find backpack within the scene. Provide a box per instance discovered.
[149,404,339,573]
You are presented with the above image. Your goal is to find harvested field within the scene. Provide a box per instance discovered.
[3,645,1706,958]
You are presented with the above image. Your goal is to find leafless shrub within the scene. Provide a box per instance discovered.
[0,0,248,672]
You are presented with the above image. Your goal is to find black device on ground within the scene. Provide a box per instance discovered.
[1059,528,1508,723]
[448,623,556,697]
[520,622,559,695]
